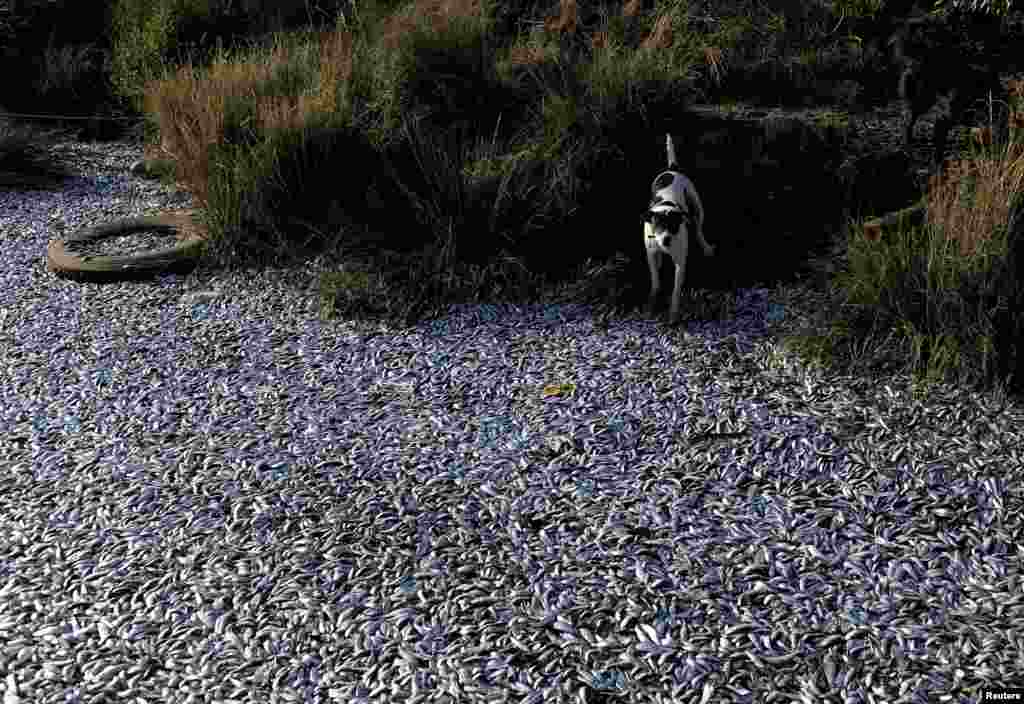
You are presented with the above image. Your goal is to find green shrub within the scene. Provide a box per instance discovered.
[107,0,239,112]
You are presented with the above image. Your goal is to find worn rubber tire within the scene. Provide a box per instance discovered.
[47,210,207,283]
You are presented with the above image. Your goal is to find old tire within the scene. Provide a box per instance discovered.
[47,210,208,282]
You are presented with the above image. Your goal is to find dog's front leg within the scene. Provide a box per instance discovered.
[668,259,686,325]
[646,247,661,317]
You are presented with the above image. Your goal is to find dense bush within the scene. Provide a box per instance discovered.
[1,0,116,52]
[0,0,116,113]
[3,0,1023,398]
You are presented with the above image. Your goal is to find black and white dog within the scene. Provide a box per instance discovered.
[643,134,714,324]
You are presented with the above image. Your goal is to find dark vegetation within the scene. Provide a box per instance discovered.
[1,0,1023,400]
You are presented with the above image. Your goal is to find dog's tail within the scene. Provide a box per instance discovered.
[666,133,678,171]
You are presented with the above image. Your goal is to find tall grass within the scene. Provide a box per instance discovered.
[3,0,1024,398]
[773,88,1024,397]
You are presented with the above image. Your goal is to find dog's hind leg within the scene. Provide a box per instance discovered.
[683,191,714,258]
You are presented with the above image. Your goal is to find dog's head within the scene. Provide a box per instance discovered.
[643,204,687,250]
[644,207,684,234]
